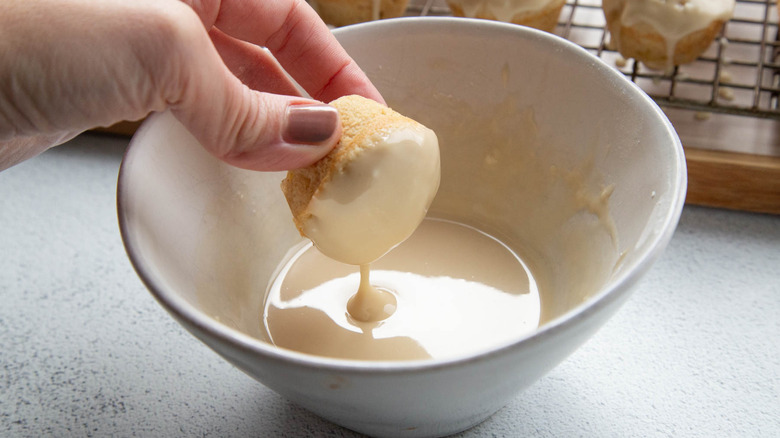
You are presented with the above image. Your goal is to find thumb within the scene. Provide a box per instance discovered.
[179,91,341,171]
[168,14,340,171]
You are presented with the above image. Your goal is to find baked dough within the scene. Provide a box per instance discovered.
[602,0,735,71]
[447,0,566,33]
[309,0,410,27]
[281,95,440,265]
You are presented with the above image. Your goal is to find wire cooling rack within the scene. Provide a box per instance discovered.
[405,0,780,120]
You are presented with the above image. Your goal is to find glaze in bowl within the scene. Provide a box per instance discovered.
[118,18,686,438]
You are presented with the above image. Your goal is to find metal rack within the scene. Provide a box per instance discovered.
[405,0,780,120]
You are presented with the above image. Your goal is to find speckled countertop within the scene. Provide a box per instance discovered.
[1,134,778,437]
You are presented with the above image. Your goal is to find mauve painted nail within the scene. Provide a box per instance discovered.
[283,104,339,145]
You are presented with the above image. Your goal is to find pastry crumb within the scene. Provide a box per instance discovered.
[718,87,735,101]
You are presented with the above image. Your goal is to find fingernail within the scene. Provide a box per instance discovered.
[283,104,339,145]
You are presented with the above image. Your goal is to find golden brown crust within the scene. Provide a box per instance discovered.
[280,95,420,235]
[312,0,410,27]
[604,10,725,70]
[447,0,566,33]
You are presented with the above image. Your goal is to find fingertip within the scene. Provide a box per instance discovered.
[212,99,342,172]
[275,102,341,169]
[283,103,341,146]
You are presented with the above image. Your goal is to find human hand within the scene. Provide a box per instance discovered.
[0,0,383,171]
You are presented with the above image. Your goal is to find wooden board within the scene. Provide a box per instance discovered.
[685,147,780,214]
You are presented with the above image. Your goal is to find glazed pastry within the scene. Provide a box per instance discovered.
[446,0,566,33]
[309,0,410,27]
[281,95,440,265]
[602,0,735,71]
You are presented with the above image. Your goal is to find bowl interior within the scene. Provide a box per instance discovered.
[119,18,685,363]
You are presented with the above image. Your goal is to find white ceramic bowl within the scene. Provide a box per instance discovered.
[118,18,686,438]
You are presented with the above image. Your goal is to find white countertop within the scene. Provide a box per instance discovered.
[1,134,778,437]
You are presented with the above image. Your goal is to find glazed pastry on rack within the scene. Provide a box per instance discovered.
[602,0,736,72]
[308,0,410,27]
[281,95,440,266]
[446,0,566,33]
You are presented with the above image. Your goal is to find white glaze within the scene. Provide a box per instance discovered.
[603,0,735,69]
[303,125,440,266]
[264,218,541,361]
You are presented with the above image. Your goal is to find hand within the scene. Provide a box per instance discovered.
[0,0,383,171]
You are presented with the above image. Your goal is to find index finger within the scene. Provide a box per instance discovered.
[185,0,384,104]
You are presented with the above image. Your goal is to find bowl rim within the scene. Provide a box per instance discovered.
[117,16,687,374]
